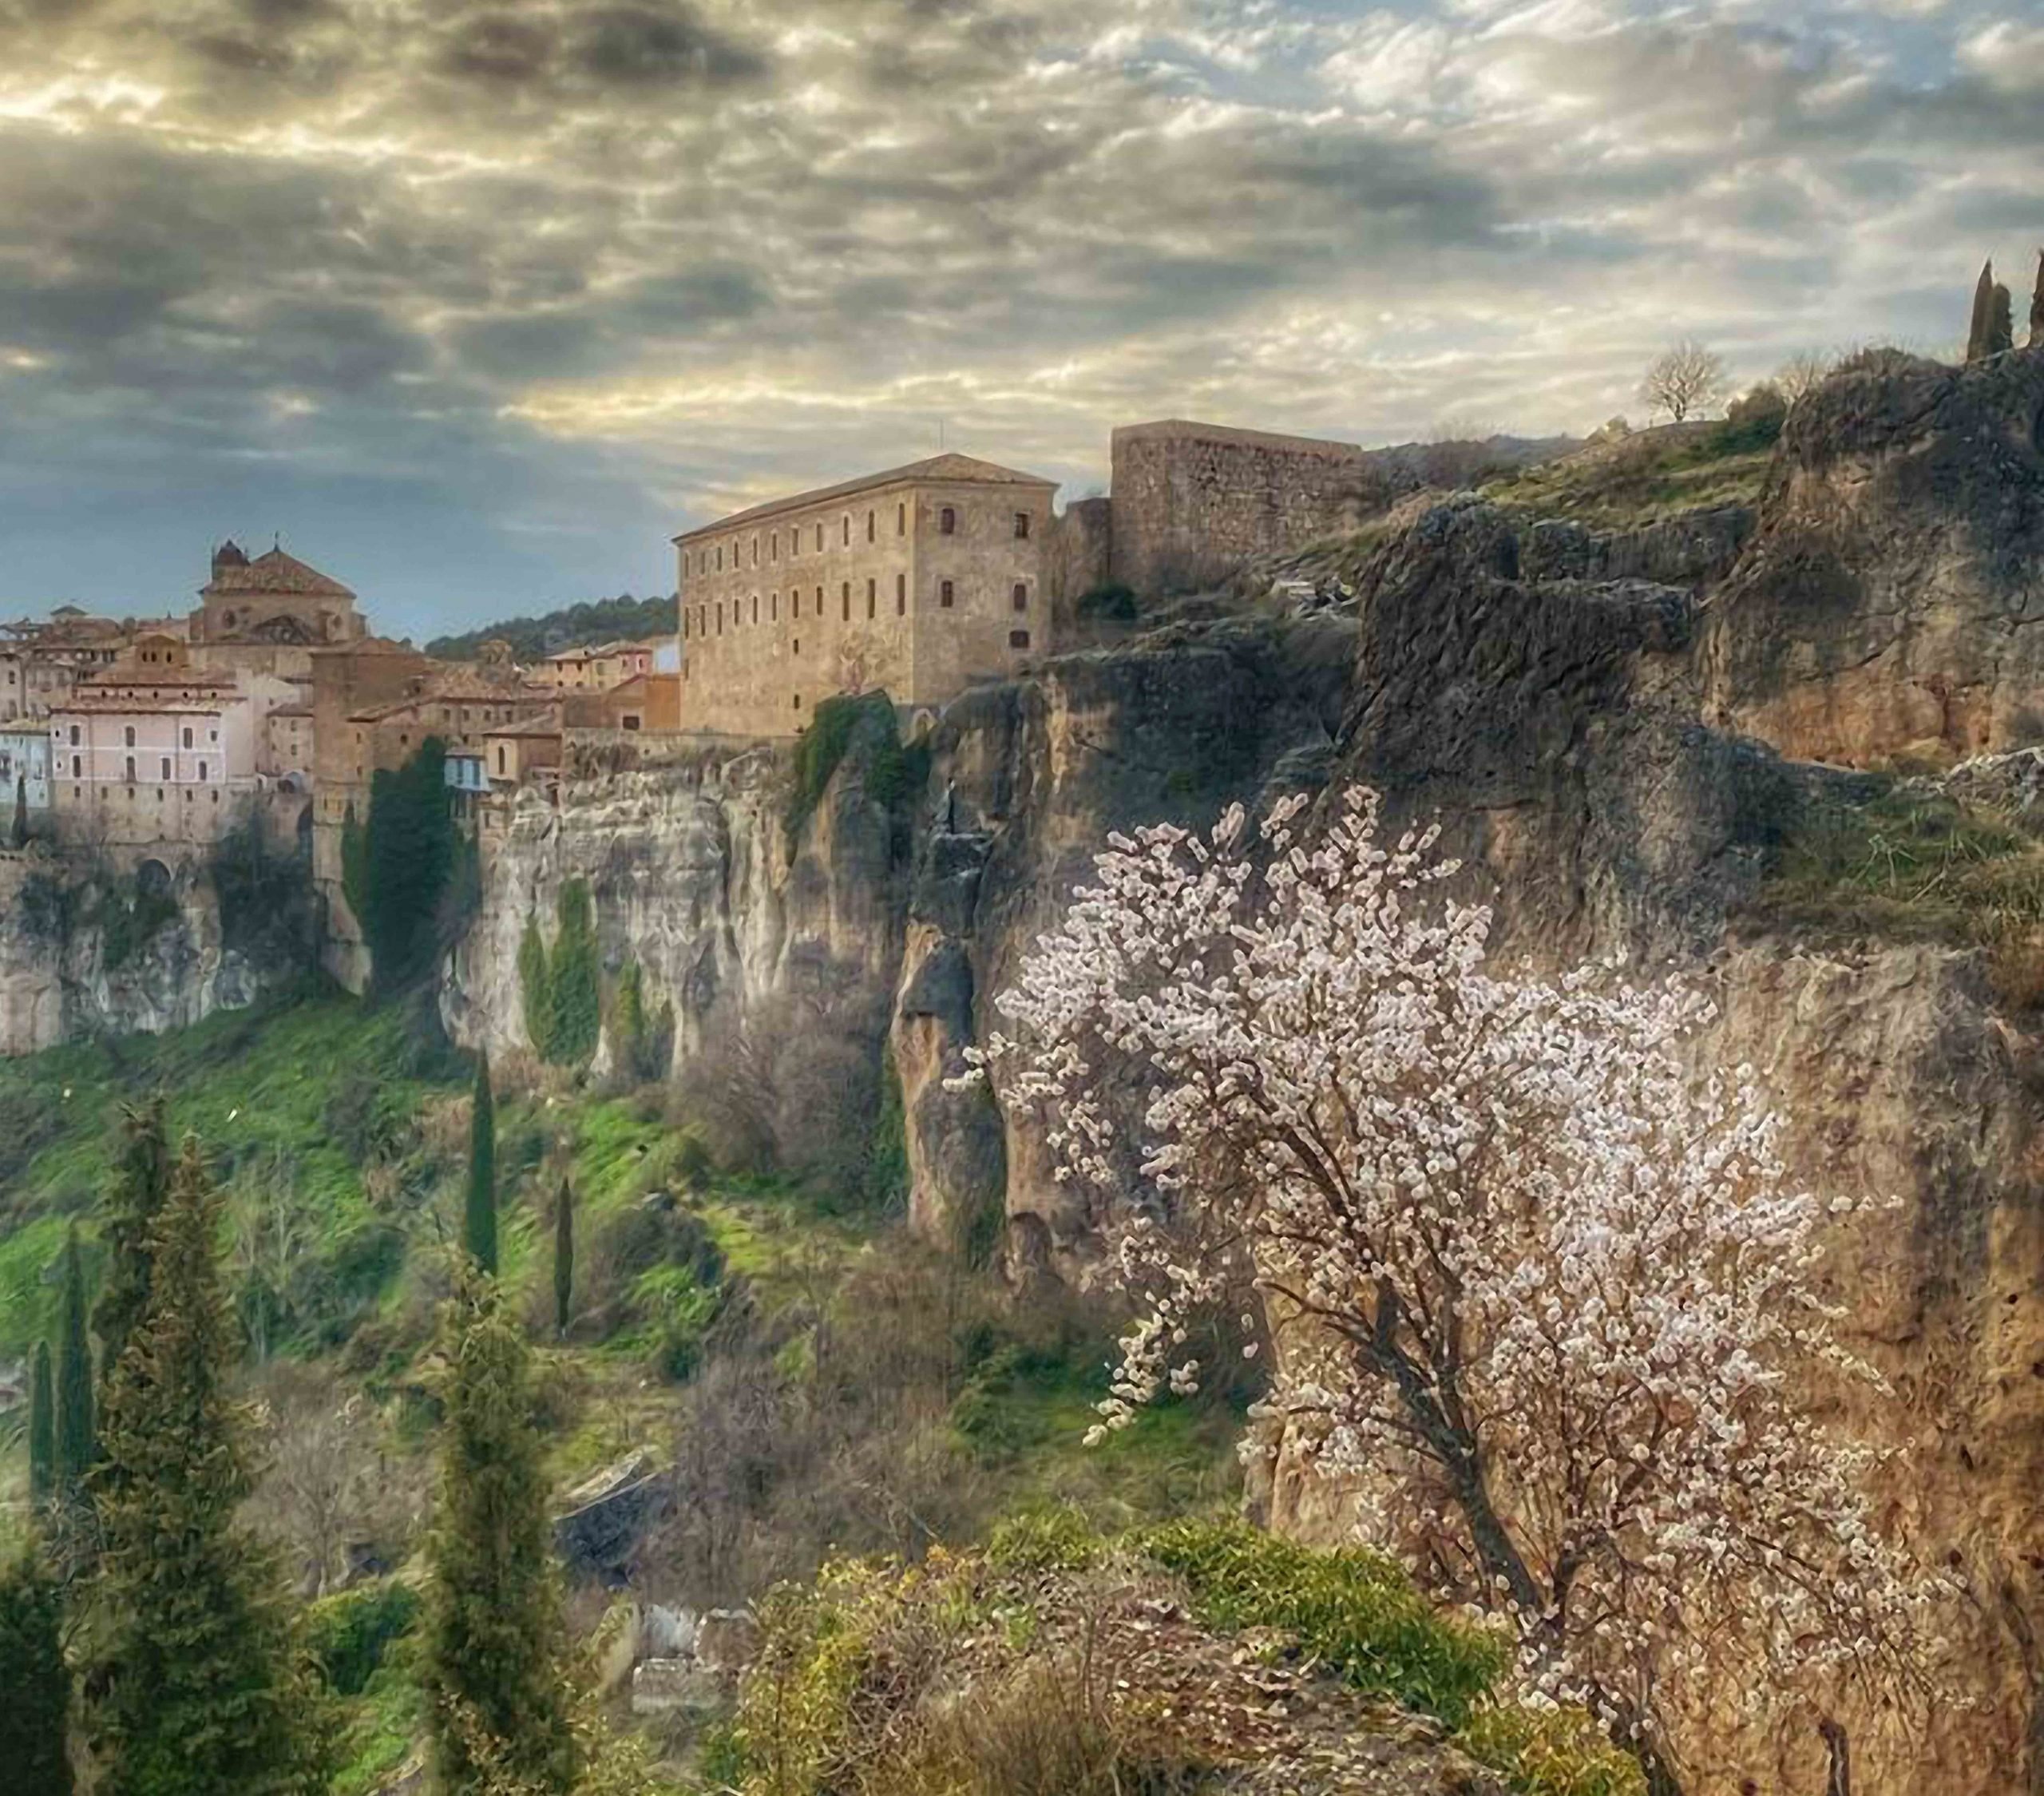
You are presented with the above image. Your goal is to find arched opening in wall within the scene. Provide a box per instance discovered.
[295,803,314,863]
[136,857,173,900]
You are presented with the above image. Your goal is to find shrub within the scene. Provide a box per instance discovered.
[1132,1518,1506,1729]
[1461,1701,1646,1796]
[1075,584,1139,622]
[985,1506,1102,1575]
[306,1579,423,1699]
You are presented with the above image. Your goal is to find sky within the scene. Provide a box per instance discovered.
[0,0,2039,640]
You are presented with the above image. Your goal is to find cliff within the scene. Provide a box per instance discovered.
[435,360,2044,1795]
[0,842,307,1053]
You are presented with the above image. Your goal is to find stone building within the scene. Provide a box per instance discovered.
[191,541,367,664]
[674,453,1056,739]
[540,640,663,692]
[1107,419,1370,595]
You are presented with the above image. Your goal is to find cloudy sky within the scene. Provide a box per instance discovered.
[1,0,2038,638]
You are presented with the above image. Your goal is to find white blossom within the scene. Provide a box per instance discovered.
[975,786,1947,1763]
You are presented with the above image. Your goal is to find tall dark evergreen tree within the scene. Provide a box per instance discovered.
[424,1274,579,1795]
[518,914,551,1055]
[465,1052,498,1276]
[0,1544,72,1796]
[54,1227,93,1501]
[93,1099,172,1389]
[544,882,600,1068]
[12,771,28,848]
[92,1137,329,1796]
[2032,248,2044,350]
[362,739,458,991]
[28,1338,55,1508]
[553,1177,574,1338]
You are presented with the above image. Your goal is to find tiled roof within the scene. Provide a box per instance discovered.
[201,547,355,601]
[674,453,1057,541]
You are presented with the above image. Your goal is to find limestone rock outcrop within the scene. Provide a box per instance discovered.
[1701,346,2044,766]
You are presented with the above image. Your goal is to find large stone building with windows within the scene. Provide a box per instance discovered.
[674,453,1056,739]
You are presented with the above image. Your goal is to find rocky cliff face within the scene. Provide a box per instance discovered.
[439,376,2043,1794]
[1703,345,2044,767]
[0,848,279,1053]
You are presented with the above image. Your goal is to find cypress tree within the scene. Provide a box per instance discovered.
[92,1137,329,1796]
[12,771,28,848]
[54,1226,93,1501]
[93,1098,172,1391]
[465,1052,497,1276]
[424,1273,579,1795]
[544,882,600,1068]
[28,1338,54,1508]
[2032,248,2044,350]
[0,1544,72,1796]
[553,1177,574,1338]
[1966,258,1996,363]
[518,914,551,1056]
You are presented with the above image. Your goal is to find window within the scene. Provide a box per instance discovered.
[160,757,170,779]
[125,755,135,783]
[124,724,135,747]
[791,589,800,619]
[815,523,824,551]
[770,532,779,561]
[751,593,759,624]
[752,535,759,566]
[842,582,850,620]
[842,515,850,545]
[939,580,955,609]
[209,730,217,743]
[770,592,778,621]
[940,506,956,535]
[68,725,79,746]
[183,726,193,749]
[897,502,906,535]
[1012,582,1028,612]
[198,760,208,781]
[794,693,802,710]
[683,610,691,640]
[497,746,506,775]
[1009,629,1031,649]
[866,578,876,619]
[716,545,723,570]
[794,637,802,656]
[896,573,906,614]
[815,585,823,616]
[1015,511,1031,539]
[717,603,724,635]
[866,509,875,542]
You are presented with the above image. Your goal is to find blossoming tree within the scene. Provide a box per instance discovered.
[965,787,1940,1790]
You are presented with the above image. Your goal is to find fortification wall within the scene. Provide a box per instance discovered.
[1108,419,1368,594]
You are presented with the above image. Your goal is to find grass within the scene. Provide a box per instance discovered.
[1479,418,1776,530]
[1753,779,2044,1009]
[0,985,471,1357]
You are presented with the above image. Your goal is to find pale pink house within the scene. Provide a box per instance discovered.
[47,646,284,846]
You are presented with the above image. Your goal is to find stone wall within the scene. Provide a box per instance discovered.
[1108,419,1369,595]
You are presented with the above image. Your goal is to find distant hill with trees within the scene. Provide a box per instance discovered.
[425,593,675,662]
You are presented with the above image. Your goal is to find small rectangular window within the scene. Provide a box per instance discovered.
[842,515,850,545]
[771,592,779,621]
[896,573,905,615]
[940,506,956,535]
[751,593,759,624]
[1012,582,1028,612]
[866,509,875,542]
[1008,629,1031,649]
[842,583,850,620]
[794,637,801,656]
[770,532,778,561]
[866,578,876,619]
[939,580,954,608]
[897,502,906,535]
[816,523,824,551]
[160,758,169,779]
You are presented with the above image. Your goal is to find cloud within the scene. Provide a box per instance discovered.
[0,0,2038,634]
